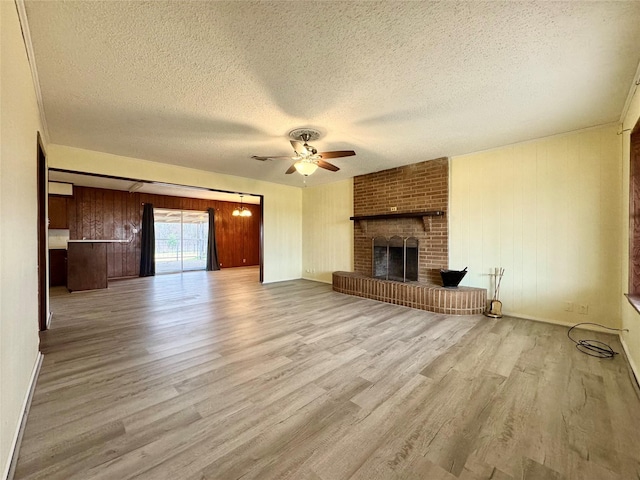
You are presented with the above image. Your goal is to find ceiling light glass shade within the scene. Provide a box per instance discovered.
[233,193,251,217]
[233,207,251,217]
[294,161,318,176]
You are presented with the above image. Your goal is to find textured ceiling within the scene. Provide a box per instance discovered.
[25,1,640,187]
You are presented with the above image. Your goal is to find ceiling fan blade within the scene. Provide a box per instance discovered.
[318,150,356,159]
[290,140,306,154]
[252,155,292,161]
[285,164,297,174]
[317,159,340,172]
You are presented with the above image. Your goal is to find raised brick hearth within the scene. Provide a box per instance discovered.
[333,271,486,315]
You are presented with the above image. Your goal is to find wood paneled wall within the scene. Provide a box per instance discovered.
[68,187,261,278]
[302,180,354,284]
[450,125,621,326]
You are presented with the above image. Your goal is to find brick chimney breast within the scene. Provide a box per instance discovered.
[353,157,448,284]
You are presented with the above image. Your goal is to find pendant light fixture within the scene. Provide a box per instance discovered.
[232,194,252,217]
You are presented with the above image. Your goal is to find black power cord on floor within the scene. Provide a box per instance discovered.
[567,322,629,358]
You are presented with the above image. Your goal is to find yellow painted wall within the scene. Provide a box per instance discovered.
[621,84,640,378]
[302,179,354,283]
[0,2,43,477]
[46,144,302,284]
[450,124,622,328]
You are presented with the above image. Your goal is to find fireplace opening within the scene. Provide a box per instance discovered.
[372,236,419,282]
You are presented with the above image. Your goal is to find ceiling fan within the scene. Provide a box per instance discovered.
[252,128,356,176]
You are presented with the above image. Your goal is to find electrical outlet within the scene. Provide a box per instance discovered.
[390,206,397,212]
[578,304,589,315]
[564,302,574,312]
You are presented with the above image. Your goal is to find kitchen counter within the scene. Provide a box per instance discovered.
[67,242,108,291]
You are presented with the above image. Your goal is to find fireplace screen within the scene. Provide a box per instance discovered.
[372,236,419,282]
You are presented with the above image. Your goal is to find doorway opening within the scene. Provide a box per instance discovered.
[37,133,48,331]
[47,168,265,282]
[154,208,209,274]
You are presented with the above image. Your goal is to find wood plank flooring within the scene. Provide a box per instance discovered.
[14,267,640,480]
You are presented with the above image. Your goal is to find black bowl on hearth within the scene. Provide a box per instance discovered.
[440,268,467,288]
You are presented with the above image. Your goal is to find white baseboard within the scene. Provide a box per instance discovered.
[301,275,332,284]
[501,311,621,334]
[3,352,43,480]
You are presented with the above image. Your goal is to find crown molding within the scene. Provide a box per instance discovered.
[14,0,50,144]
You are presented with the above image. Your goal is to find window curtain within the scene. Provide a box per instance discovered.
[206,208,220,271]
[139,203,155,277]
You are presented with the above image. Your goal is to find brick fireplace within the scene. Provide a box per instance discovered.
[333,156,486,315]
[353,157,448,284]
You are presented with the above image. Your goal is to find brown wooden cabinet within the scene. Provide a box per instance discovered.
[49,249,67,287]
[48,196,68,229]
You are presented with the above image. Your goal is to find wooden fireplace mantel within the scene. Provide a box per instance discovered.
[349,210,445,232]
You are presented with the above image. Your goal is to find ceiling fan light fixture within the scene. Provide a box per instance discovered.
[252,128,354,176]
[294,161,319,176]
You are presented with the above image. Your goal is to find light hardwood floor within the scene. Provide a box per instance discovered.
[14,267,640,480]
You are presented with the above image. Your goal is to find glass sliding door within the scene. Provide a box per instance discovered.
[181,210,208,271]
[154,208,208,274]
[154,209,182,273]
